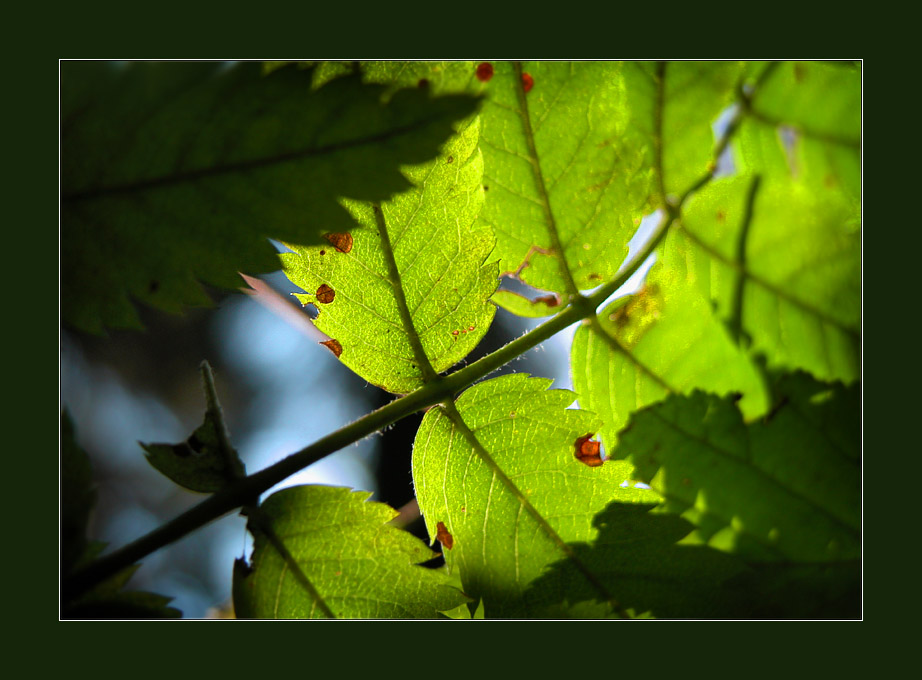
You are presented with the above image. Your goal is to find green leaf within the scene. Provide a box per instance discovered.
[233,486,468,619]
[62,411,95,575]
[412,374,659,617]
[62,415,180,618]
[490,289,563,318]
[526,501,858,619]
[677,172,860,382]
[622,61,742,199]
[616,373,860,563]
[475,61,652,295]
[571,231,770,451]
[62,61,481,333]
[281,116,497,394]
[141,362,244,492]
[64,555,182,619]
[525,503,748,618]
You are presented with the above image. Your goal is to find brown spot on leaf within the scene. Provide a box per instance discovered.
[716,210,726,223]
[483,185,489,191]
[475,62,494,82]
[319,249,326,256]
[316,284,335,304]
[588,273,603,281]
[793,62,806,82]
[534,294,560,307]
[417,78,429,88]
[574,433,603,467]
[436,521,454,550]
[320,339,343,358]
[521,72,534,93]
[323,232,353,254]
[447,155,454,164]
[452,330,460,336]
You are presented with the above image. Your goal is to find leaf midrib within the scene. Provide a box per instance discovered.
[62,113,454,203]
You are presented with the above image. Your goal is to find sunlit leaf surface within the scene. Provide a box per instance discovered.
[282,117,497,393]
[413,374,659,617]
[234,486,468,618]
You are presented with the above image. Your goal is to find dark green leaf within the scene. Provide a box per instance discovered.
[62,61,481,333]
[616,373,860,563]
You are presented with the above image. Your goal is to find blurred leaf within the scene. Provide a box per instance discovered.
[233,486,468,618]
[141,362,244,492]
[281,116,497,394]
[491,289,562,318]
[616,373,860,563]
[61,415,180,618]
[62,61,481,333]
[412,374,659,617]
[61,412,95,576]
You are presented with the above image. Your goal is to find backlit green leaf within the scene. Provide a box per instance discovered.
[616,373,860,563]
[62,61,481,333]
[281,117,497,394]
[233,486,468,619]
[622,61,742,199]
[412,374,659,617]
[677,172,860,382]
[571,230,770,451]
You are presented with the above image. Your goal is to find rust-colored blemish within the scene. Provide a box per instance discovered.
[588,273,603,281]
[320,339,343,358]
[521,72,534,93]
[574,433,603,467]
[716,210,726,223]
[534,294,560,307]
[436,521,454,550]
[447,155,454,163]
[323,232,353,254]
[452,330,460,336]
[475,62,494,82]
[316,283,335,304]
[319,249,326,256]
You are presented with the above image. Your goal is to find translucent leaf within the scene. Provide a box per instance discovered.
[281,117,497,394]
[233,486,468,619]
[525,503,747,618]
[616,373,860,563]
[475,61,652,294]
[571,232,770,451]
[678,173,860,382]
[622,61,742,199]
[62,61,481,333]
[527,501,858,618]
[412,374,659,617]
